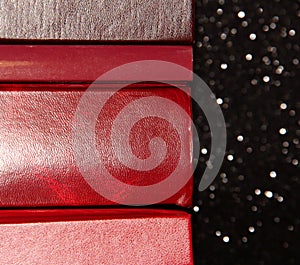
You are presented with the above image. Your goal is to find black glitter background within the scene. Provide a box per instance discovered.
[192,1,299,264]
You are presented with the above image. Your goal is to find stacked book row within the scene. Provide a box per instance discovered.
[0,1,195,264]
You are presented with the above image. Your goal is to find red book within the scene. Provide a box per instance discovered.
[0,209,193,265]
[0,84,193,207]
[0,0,193,43]
[0,45,192,83]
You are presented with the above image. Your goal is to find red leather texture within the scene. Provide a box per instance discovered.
[0,0,193,43]
[0,84,193,207]
[0,209,193,265]
[0,45,192,82]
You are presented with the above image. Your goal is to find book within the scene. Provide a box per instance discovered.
[0,84,193,207]
[0,45,192,82]
[0,0,193,43]
[0,209,193,265]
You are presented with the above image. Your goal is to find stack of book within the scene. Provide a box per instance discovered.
[0,1,194,264]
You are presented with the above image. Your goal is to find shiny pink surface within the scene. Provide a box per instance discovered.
[0,209,193,265]
[0,84,193,207]
[0,45,193,82]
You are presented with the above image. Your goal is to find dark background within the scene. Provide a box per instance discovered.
[192,1,299,264]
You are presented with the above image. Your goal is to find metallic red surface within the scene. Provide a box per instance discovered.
[0,84,193,207]
[0,209,193,265]
[0,45,193,82]
[0,0,193,43]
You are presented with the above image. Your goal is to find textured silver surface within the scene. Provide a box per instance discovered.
[0,0,193,41]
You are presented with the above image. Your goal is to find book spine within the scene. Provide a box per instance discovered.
[0,209,193,265]
[0,85,193,207]
[0,0,193,43]
[0,45,193,82]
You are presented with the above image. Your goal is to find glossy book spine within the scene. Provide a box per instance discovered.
[0,45,192,83]
[0,84,193,207]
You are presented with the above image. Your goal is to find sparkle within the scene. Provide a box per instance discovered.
[245,54,253,61]
[238,11,246,18]
[196,41,202,48]
[279,128,287,135]
[231,28,237,35]
[201,148,208,155]
[191,4,298,253]
[193,206,200,213]
[274,217,280,223]
[248,226,255,233]
[220,33,227,40]
[203,36,209,42]
[209,185,216,191]
[263,25,269,32]
[280,103,287,110]
[227,154,234,161]
[263,76,270,82]
[216,98,223,105]
[251,79,258,85]
[262,56,271,65]
[277,196,284,202]
[220,173,226,178]
[292,58,299,65]
[282,141,289,147]
[282,148,288,155]
[264,190,273,198]
[275,65,284,74]
[257,7,263,13]
[249,33,256,40]
[237,135,244,142]
[222,177,228,184]
[217,8,223,15]
[270,22,276,30]
[221,63,228,70]
[289,29,296,36]
[222,236,230,243]
[274,80,281,87]
[191,1,297,255]
[255,189,261,195]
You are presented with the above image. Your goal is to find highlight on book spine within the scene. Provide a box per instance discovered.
[0,0,193,42]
